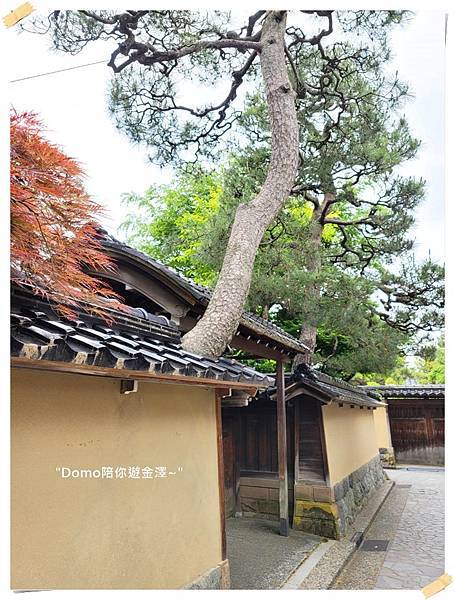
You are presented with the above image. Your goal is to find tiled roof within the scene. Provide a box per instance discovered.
[11,289,273,388]
[290,365,386,408]
[365,385,445,399]
[99,232,309,355]
[262,364,385,407]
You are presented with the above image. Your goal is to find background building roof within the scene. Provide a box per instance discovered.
[263,364,386,408]
[365,384,445,399]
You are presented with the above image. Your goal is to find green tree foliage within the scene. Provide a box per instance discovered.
[32,9,443,369]
[29,10,409,165]
[415,336,445,384]
[376,258,444,333]
[355,336,445,384]
[120,168,411,379]
[236,35,423,269]
[353,355,419,385]
[121,171,221,286]
[117,24,445,374]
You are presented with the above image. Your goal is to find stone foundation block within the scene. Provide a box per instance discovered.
[240,485,269,499]
[295,483,315,500]
[293,455,386,540]
[293,499,341,539]
[333,454,386,537]
[257,499,279,515]
[294,499,338,520]
[185,559,230,589]
[241,497,279,516]
[313,485,335,503]
[379,447,396,468]
[293,515,339,539]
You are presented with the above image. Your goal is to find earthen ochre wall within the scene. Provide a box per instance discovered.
[11,369,222,589]
[322,403,379,485]
[373,406,393,449]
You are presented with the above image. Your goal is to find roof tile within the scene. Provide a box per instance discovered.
[11,290,273,389]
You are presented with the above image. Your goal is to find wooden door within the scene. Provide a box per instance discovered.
[237,402,294,479]
[295,397,327,483]
[389,400,444,465]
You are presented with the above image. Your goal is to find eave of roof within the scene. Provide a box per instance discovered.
[11,289,273,390]
[266,364,386,408]
[99,233,309,356]
[364,384,445,399]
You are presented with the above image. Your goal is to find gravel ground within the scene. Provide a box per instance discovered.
[226,517,321,589]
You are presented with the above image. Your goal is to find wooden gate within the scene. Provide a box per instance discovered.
[388,400,444,466]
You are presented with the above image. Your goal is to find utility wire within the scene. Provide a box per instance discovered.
[10,59,108,83]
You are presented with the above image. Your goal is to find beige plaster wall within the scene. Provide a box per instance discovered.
[322,403,379,485]
[11,368,222,590]
[373,406,393,449]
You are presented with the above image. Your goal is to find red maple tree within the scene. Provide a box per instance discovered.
[10,110,122,318]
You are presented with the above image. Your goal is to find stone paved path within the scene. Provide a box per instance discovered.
[376,467,445,589]
[333,466,444,590]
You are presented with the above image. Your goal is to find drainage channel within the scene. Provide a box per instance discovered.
[398,466,444,472]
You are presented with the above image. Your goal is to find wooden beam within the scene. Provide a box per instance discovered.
[294,399,300,486]
[232,334,292,361]
[181,316,293,361]
[385,405,394,447]
[215,390,227,560]
[276,359,289,536]
[87,265,191,317]
[318,402,330,486]
[234,414,242,516]
[270,386,328,405]
[94,250,199,306]
[11,357,260,393]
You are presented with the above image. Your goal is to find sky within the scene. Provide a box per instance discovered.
[7,10,446,263]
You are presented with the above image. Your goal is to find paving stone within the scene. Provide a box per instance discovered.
[333,467,444,590]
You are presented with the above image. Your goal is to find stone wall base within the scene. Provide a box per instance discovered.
[333,454,386,537]
[293,454,386,539]
[239,476,293,520]
[184,559,230,589]
[293,500,340,538]
[241,510,279,522]
[379,446,396,468]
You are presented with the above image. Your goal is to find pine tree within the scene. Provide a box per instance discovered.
[27,9,412,357]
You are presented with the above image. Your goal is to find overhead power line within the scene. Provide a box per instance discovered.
[10,59,108,83]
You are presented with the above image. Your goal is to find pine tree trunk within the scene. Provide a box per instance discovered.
[293,217,322,367]
[181,12,299,357]
[293,193,333,368]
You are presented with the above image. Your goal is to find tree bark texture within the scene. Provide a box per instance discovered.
[182,12,299,357]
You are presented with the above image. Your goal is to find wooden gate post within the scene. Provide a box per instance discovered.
[276,359,289,536]
[215,390,227,560]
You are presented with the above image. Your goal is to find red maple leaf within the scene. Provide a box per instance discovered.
[10,109,124,320]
